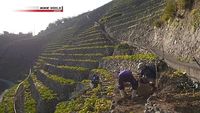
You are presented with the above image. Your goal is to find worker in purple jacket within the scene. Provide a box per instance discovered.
[118,70,138,99]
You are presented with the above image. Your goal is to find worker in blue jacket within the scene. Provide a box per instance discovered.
[137,62,157,91]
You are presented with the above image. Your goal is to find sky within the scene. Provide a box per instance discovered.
[0,0,112,35]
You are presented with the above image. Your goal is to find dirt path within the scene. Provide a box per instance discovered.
[110,80,153,113]
[111,93,146,113]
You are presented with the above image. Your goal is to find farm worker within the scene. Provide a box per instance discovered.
[90,74,101,88]
[117,70,138,99]
[137,62,156,90]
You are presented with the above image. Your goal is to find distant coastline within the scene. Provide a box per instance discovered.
[0,81,9,94]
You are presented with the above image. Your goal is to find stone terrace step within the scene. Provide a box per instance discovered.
[23,80,37,113]
[41,53,105,61]
[78,30,102,37]
[74,37,110,45]
[71,33,104,43]
[36,70,78,101]
[43,45,71,53]
[60,59,99,69]
[39,57,99,69]
[72,41,111,47]
[81,26,101,33]
[43,63,89,81]
[46,44,64,48]
[46,42,67,48]
[63,46,114,55]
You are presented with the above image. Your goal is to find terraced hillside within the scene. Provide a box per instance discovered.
[0,23,116,112]
[1,0,200,113]
[35,25,115,112]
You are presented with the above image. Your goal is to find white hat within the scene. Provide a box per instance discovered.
[137,62,145,70]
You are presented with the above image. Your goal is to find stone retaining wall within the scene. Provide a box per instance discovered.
[36,71,76,101]
[28,77,57,113]
[14,83,24,113]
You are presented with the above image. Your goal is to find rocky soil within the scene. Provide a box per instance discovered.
[109,67,200,113]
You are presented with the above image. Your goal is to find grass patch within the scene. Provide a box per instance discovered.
[41,53,65,56]
[38,56,59,61]
[55,69,114,113]
[48,75,75,85]
[103,53,158,61]
[57,65,89,72]
[64,59,98,63]
[0,85,18,113]
[66,53,104,56]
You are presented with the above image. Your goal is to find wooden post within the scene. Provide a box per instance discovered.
[155,59,158,89]
[193,57,200,68]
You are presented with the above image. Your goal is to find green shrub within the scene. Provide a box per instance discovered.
[161,0,176,22]
[173,70,186,77]
[99,13,122,23]
[115,43,130,50]
[191,8,200,30]
[153,19,164,28]
[177,0,193,10]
